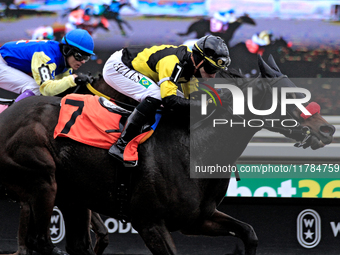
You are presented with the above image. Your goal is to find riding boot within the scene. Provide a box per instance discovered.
[108,97,161,167]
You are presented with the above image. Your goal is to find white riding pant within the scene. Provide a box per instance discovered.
[103,50,162,102]
[0,54,41,95]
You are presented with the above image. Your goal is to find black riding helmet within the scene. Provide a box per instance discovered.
[192,35,231,74]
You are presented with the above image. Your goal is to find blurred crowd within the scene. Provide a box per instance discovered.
[0,3,339,115]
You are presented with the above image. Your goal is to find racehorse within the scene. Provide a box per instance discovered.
[229,37,292,77]
[0,77,130,255]
[0,56,335,255]
[102,2,134,36]
[61,1,134,37]
[177,14,256,47]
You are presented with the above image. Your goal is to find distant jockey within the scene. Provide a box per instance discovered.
[65,3,109,34]
[210,9,236,33]
[31,26,55,40]
[251,30,273,46]
[246,30,273,55]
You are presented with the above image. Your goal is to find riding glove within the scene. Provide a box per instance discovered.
[162,95,201,114]
[75,73,93,87]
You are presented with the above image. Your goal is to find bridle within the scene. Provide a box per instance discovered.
[260,75,320,147]
[191,76,321,148]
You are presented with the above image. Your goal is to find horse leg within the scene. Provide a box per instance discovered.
[14,202,32,255]
[26,181,69,255]
[181,209,258,255]
[57,204,95,255]
[90,211,109,255]
[0,202,33,255]
[116,20,126,36]
[121,19,132,30]
[135,221,177,255]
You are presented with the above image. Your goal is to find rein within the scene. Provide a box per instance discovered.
[258,76,320,147]
[190,108,217,130]
[86,83,137,110]
[86,83,110,100]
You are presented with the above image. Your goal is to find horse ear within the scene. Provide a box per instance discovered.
[267,54,281,73]
[258,54,283,78]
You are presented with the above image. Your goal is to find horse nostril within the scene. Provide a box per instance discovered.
[320,124,335,136]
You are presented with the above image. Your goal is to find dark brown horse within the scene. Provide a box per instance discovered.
[0,77,131,255]
[177,14,256,47]
[0,56,335,255]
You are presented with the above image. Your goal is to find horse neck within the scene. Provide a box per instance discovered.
[191,109,259,165]
[227,21,241,35]
[191,76,272,164]
[222,21,241,44]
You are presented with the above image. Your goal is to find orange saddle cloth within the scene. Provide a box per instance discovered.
[54,94,152,161]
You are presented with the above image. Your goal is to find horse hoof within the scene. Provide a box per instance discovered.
[51,247,69,255]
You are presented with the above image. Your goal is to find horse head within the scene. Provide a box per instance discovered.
[236,13,256,25]
[266,36,292,56]
[257,54,335,149]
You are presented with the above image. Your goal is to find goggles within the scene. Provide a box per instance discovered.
[198,36,231,74]
[203,56,231,74]
[62,37,91,62]
[72,50,90,62]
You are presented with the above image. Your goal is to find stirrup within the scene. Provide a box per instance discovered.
[123,160,138,168]
[108,145,138,167]
[0,98,15,105]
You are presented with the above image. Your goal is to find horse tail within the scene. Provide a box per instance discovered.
[177,30,191,36]
[177,19,202,36]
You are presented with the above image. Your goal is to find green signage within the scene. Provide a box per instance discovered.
[227,178,340,198]
[226,164,340,198]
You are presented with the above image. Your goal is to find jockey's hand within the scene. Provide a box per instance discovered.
[162,95,201,113]
[75,73,93,87]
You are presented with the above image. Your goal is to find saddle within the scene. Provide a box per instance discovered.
[0,88,18,114]
[54,94,161,223]
[0,88,18,105]
[54,94,160,161]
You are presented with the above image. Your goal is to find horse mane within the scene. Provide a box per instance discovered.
[217,67,250,91]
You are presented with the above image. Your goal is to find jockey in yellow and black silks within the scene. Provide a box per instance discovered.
[103,35,231,166]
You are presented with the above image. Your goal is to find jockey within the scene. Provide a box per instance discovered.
[66,9,86,33]
[211,9,236,32]
[213,9,236,25]
[31,26,55,40]
[81,3,105,16]
[251,30,273,46]
[0,29,94,99]
[103,35,231,166]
